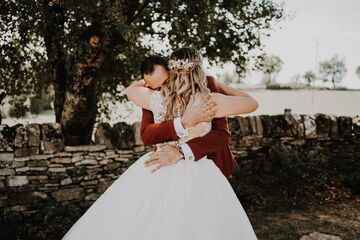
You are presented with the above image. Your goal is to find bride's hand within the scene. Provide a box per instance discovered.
[180,93,217,128]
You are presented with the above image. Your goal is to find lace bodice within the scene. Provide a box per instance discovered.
[149,91,212,145]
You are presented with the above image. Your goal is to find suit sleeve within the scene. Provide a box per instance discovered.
[140,108,179,145]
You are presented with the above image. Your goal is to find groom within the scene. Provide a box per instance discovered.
[137,55,237,178]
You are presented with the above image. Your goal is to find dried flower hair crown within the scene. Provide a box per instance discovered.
[168,57,201,73]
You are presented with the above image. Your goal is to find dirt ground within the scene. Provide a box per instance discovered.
[247,196,360,240]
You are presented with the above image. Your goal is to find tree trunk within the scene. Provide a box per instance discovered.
[42,1,109,145]
[42,0,67,123]
[59,35,110,145]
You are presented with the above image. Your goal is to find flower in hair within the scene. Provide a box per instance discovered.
[168,57,201,73]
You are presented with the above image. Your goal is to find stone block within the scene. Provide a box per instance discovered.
[14,147,39,157]
[14,156,30,162]
[94,123,117,149]
[299,232,341,240]
[85,192,100,201]
[51,188,84,202]
[14,125,28,148]
[60,177,73,186]
[28,175,48,181]
[48,167,66,173]
[0,168,15,175]
[27,160,49,167]
[30,154,54,160]
[133,145,145,152]
[53,152,72,157]
[0,124,17,151]
[7,175,29,186]
[259,115,273,137]
[65,145,106,152]
[315,113,331,136]
[28,167,48,171]
[40,123,64,153]
[71,155,84,163]
[238,117,252,136]
[6,190,45,207]
[337,116,352,136]
[26,123,41,147]
[302,115,317,138]
[113,122,135,149]
[15,166,29,172]
[132,122,143,146]
[328,114,338,136]
[353,115,360,136]
[227,117,240,134]
[0,152,14,162]
[74,159,98,166]
[51,157,72,164]
[283,113,302,138]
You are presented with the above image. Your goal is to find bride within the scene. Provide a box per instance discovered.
[62,47,259,240]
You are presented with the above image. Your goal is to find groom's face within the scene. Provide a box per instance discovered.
[143,65,169,89]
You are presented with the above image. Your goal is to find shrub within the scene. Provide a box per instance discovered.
[29,95,44,114]
[266,83,292,90]
[268,142,330,185]
[30,92,53,114]
[8,96,28,118]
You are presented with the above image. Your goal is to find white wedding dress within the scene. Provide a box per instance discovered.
[62,91,258,240]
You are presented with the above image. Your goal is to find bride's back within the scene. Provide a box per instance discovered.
[150,91,211,145]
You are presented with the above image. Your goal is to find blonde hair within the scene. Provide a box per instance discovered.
[160,47,210,120]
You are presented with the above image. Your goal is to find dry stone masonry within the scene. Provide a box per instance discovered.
[0,113,359,224]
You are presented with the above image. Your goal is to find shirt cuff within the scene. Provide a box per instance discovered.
[174,117,189,138]
[180,143,195,161]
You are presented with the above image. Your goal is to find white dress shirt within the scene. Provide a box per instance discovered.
[173,117,195,161]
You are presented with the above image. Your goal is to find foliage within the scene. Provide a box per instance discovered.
[345,170,360,194]
[318,55,347,88]
[29,93,54,114]
[356,65,360,79]
[29,85,54,114]
[268,142,330,185]
[258,54,283,86]
[0,0,284,101]
[302,70,316,87]
[219,69,243,85]
[265,83,292,90]
[8,96,28,118]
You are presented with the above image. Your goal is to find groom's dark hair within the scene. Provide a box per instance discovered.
[140,55,169,77]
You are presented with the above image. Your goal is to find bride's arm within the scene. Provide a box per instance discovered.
[211,92,258,118]
[217,82,253,98]
[124,80,153,110]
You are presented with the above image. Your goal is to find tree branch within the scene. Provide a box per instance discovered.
[128,0,150,24]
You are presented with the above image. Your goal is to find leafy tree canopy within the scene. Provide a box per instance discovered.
[318,55,347,88]
[1,0,284,99]
[0,0,284,144]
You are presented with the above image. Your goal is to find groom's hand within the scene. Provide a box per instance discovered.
[144,145,183,173]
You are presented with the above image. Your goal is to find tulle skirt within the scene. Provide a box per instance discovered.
[62,151,258,240]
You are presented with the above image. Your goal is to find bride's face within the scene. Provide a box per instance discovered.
[143,65,169,89]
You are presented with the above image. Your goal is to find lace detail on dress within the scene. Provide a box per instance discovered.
[149,91,166,123]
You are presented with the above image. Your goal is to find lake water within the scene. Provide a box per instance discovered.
[2,90,360,126]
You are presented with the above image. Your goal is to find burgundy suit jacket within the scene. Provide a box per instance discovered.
[140,76,237,178]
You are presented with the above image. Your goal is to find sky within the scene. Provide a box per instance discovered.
[207,0,360,89]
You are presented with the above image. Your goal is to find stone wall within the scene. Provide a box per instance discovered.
[227,113,360,177]
[0,113,359,225]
